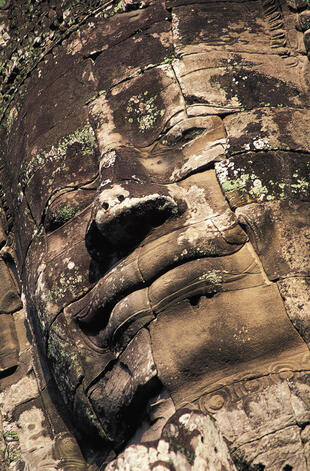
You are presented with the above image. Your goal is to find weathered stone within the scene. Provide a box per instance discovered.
[79,3,170,57]
[0,313,18,373]
[171,2,271,55]
[89,65,184,150]
[0,1,309,469]
[235,200,310,279]
[0,215,5,250]
[93,21,174,91]
[54,432,87,471]
[304,28,310,52]
[0,258,21,314]
[23,125,98,225]
[150,274,310,408]
[286,371,310,426]
[47,313,84,411]
[216,151,310,208]
[174,51,305,113]
[287,0,310,10]
[89,328,158,447]
[0,372,39,419]
[201,376,310,470]
[106,409,237,471]
[278,277,310,345]
[223,108,310,155]
[16,406,57,470]
[297,11,310,32]
[13,196,37,270]
[236,425,307,471]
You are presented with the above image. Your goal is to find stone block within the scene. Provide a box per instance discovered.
[0,313,19,373]
[0,259,22,314]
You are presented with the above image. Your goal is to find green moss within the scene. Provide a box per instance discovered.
[2,429,20,465]
[53,205,80,226]
[45,267,84,304]
[126,92,163,132]
[57,126,96,156]
[160,54,176,65]
[3,431,18,441]
[199,271,223,285]
[6,445,20,464]
[5,107,17,133]
[222,176,249,192]
[291,178,309,193]
[248,178,268,198]
[21,124,96,187]
[221,164,309,203]
[104,0,124,18]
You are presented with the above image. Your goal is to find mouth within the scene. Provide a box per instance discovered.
[65,215,247,352]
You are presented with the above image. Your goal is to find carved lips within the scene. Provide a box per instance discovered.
[65,215,247,352]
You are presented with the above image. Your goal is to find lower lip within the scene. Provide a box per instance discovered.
[105,242,263,354]
[106,257,223,353]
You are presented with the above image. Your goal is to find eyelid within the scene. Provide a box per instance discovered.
[44,191,95,233]
[159,115,224,148]
[165,116,220,138]
[44,204,81,233]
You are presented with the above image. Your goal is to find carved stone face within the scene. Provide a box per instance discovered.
[5,0,310,456]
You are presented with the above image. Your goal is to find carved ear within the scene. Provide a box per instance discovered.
[0,149,21,369]
[0,212,22,375]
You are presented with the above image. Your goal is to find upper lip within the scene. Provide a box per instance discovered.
[65,214,247,346]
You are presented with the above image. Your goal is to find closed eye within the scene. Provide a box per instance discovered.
[44,204,81,232]
[43,189,96,233]
[159,127,206,148]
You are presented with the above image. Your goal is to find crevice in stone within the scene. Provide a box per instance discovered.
[282,465,293,471]
[233,452,265,471]
[83,50,102,62]
[234,422,301,453]
[170,63,188,118]
[0,365,17,380]
[120,360,133,377]
[82,20,166,62]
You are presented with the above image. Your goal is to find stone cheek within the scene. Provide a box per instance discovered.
[278,277,310,345]
[216,152,310,209]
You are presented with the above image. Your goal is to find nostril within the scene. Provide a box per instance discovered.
[87,189,181,263]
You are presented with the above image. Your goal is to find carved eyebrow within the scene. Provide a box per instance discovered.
[47,178,98,205]
[35,174,98,227]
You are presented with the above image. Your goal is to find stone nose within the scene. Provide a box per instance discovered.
[85,181,181,262]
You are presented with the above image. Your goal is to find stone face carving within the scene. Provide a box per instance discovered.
[0,0,309,470]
